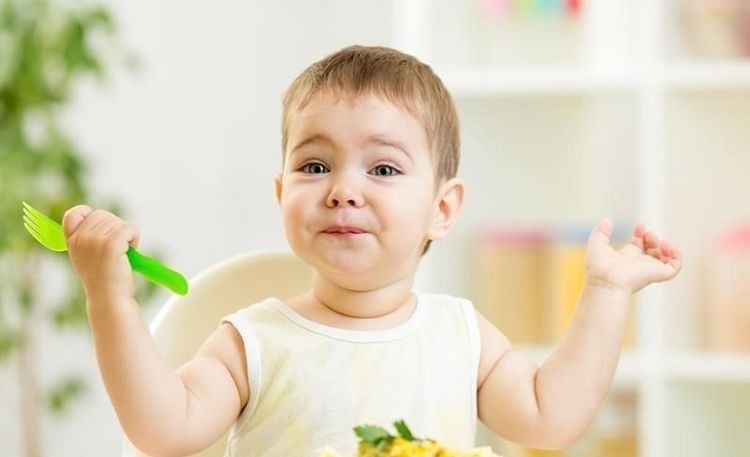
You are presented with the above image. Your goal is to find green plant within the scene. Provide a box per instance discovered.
[0,1,158,455]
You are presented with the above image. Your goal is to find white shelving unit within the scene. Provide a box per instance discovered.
[395,1,750,456]
[440,67,636,96]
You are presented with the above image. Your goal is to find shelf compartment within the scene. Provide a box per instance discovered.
[441,67,637,97]
[663,90,750,351]
[664,352,750,382]
[422,94,637,300]
[664,0,750,62]
[664,380,750,456]
[665,61,750,90]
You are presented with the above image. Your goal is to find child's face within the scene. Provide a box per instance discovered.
[276,91,460,289]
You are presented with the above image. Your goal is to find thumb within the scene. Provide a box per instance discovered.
[588,217,613,248]
[62,205,93,238]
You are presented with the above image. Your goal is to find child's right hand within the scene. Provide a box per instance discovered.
[62,205,141,302]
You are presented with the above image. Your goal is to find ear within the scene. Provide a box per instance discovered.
[427,177,464,241]
[274,174,283,204]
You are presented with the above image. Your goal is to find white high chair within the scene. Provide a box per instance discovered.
[122,249,312,457]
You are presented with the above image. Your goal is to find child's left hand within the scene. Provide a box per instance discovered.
[585,218,682,294]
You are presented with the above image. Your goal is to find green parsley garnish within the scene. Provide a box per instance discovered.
[354,424,393,449]
[393,420,416,441]
[354,419,421,450]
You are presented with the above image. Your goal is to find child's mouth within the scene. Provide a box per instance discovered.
[323,225,366,236]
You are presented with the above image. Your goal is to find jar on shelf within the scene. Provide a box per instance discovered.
[473,226,548,344]
[704,224,750,352]
[681,0,745,58]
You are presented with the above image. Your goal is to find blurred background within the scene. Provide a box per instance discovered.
[2,0,750,456]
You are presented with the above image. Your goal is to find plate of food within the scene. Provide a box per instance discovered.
[317,420,501,457]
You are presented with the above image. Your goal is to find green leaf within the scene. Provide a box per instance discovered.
[354,424,393,447]
[0,327,20,361]
[47,375,86,414]
[394,419,416,441]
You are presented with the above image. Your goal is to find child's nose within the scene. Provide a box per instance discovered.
[326,174,364,208]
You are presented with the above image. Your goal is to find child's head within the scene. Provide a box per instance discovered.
[275,45,464,289]
[281,45,460,187]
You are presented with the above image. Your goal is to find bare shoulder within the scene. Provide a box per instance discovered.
[189,322,250,409]
[475,310,544,445]
[475,311,512,390]
[163,323,251,451]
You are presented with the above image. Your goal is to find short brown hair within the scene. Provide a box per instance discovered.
[281,45,460,185]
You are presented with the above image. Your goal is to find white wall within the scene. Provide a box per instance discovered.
[1,1,394,455]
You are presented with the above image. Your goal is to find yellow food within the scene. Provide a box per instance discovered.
[318,437,500,457]
[318,420,501,457]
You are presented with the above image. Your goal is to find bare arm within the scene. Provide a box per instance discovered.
[477,284,629,449]
[477,219,681,449]
[62,205,249,457]
[89,298,249,457]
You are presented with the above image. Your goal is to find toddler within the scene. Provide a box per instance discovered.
[62,45,682,457]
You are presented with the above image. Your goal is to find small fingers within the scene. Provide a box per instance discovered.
[62,205,93,238]
[85,210,116,233]
[661,241,683,266]
[644,231,684,266]
[598,217,614,235]
[588,217,613,246]
[643,230,661,254]
[103,223,141,255]
[101,217,140,248]
[630,222,646,250]
[66,209,139,252]
[660,241,673,258]
[669,246,683,272]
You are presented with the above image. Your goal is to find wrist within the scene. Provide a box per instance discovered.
[584,276,633,297]
[84,289,138,317]
[82,280,135,305]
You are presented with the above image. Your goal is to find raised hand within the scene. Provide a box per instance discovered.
[584,218,682,294]
[62,205,141,302]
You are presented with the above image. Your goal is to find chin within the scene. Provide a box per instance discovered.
[326,274,378,292]
[306,249,382,287]
[322,251,372,274]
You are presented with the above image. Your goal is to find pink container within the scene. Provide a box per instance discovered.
[705,224,750,352]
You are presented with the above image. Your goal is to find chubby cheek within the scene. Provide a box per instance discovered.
[381,194,433,254]
[279,187,314,243]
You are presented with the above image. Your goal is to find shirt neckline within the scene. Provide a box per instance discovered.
[266,291,426,343]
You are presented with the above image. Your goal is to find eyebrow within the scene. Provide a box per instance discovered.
[368,135,413,162]
[289,133,413,163]
[289,133,330,155]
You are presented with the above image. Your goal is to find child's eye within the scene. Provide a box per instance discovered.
[369,164,400,177]
[300,162,329,174]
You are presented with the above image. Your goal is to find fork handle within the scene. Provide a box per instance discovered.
[126,247,189,295]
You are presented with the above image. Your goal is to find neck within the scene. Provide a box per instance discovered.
[308,270,417,324]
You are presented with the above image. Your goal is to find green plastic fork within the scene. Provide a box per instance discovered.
[22,201,188,295]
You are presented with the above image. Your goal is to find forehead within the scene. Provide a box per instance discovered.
[286,91,429,153]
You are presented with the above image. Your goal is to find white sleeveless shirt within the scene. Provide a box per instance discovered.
[221,291,482,457]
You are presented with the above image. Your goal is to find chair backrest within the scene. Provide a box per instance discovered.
[123,249,312,457]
